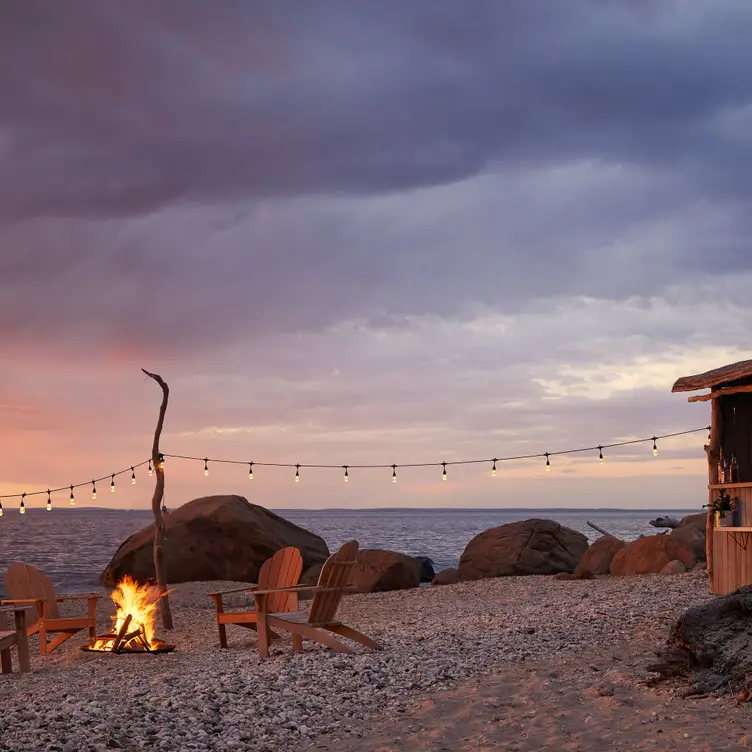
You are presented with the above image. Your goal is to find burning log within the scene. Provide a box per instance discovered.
[111,614,133,653]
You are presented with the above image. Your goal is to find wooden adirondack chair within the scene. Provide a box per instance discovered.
[208,546,303,649]
[251,540,383,658]
[2,563,100,655]
[0,605,32,674]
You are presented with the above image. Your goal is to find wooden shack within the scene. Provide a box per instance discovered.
[673,358,752,594]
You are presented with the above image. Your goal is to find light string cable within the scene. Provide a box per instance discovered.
[0,425,710,514]
[164,425,711,481]
[0,459,153,514]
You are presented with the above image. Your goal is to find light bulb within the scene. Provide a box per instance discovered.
[110,475,116,493]
[46,491,52,511]
[545,454,551,472]
[92,481,97,500]
[158,454,165,470]
[204,459,209,476]
[392,465,397,483]
[295,464,300,483]
[131,467,136,484]
[441,462,447,481]
[492,459,497,477]
[248,463,254,480]
[20,499,26,515]
[598,446,604,464]
[148,460,153,477]
[652,438,658,456]
[0,500,4,517]
[70,486,75,505]
[343,466,349,483]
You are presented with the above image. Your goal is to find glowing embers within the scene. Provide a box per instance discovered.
[83,576,174,654]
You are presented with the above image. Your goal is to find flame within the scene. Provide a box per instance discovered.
[91,576,164,651]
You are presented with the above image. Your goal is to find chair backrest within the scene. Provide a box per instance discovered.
[257,546,303,613]
[4,563,60,626]
[308,540,359,625]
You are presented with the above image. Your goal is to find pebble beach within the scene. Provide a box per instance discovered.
[4,567,749,751]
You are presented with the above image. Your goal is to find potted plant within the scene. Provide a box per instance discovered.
[705,490,738,527]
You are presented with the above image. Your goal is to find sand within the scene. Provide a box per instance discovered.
[1,568,749,751]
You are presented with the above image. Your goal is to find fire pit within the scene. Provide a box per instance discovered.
[82,576,175,655]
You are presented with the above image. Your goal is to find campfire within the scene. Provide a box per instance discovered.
[83,576,174,654]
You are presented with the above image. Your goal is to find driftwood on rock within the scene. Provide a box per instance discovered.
[649,516,681,529]
[142,369,174,631]
[647,585,752,697]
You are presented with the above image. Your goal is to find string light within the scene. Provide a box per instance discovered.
[707,426,712,443]
[0,500,3,517]
[204,458,209,476]
[0,427,711,514]
[441,462,447,481]
[46,490,52,511]
[110,474,116,493]
[598,445,604,464]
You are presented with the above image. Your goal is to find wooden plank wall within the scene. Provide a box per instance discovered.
[711,486,752,594]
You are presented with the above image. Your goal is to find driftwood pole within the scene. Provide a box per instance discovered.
[142,369,174,631]
[705,399,723,588]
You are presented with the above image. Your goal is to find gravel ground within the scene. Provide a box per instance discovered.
[0,569,713,751]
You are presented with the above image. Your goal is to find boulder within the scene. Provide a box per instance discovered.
[347,549,421,593]
[431,568,458,586]
[574,535,625,576]
[665,512,707,563]
[647,585,752,696]
[660,560,687,575]
[610,535,696,576]
[457,519,589,581]
[414,556,436,583]
[100,495,329,586]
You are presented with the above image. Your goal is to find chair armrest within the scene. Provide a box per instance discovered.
[1,599,40,605]
[208,584,258,598]
[56,594,101,602]
[250,585,357,597]
[0,604,34,613]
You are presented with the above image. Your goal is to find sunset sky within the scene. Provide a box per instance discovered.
[2,1,751,511]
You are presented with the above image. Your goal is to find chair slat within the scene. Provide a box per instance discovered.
[308,541,359,625]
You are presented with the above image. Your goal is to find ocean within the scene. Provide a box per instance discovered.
[0,506,701,595]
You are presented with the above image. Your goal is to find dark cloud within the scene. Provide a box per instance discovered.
[0,1,750,219]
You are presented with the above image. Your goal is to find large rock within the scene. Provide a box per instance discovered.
[647,585,752,696]
[660,560,687,575]
[669,513,707,562]
[100,495,329,586]
[610,534,696,576]
[457,519,589,581]
[574,535,625,576]
[347,549,421,593]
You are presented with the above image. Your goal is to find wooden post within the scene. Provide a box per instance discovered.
[142,369,174,631]
[705,399,723,588]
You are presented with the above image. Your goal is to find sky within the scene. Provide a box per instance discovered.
[2,0,751,512]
